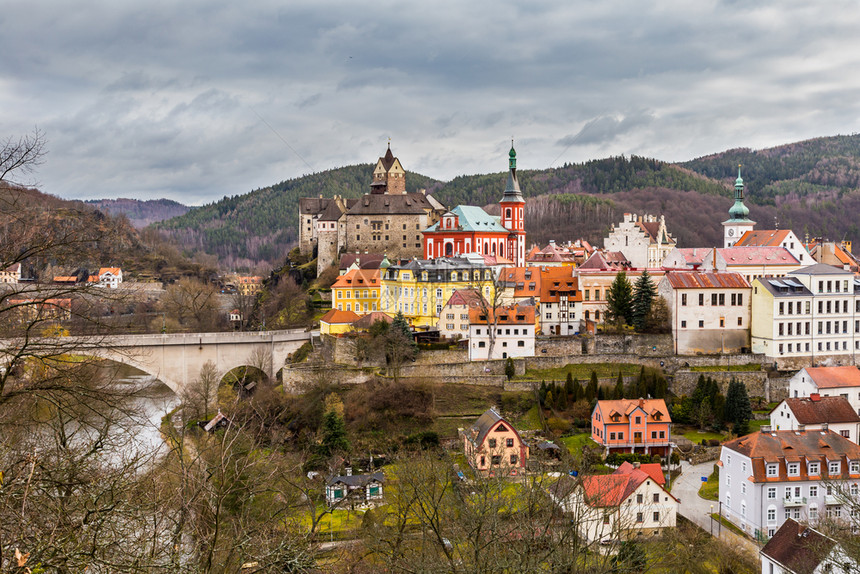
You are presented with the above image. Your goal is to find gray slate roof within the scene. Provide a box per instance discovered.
[327,471,385,487]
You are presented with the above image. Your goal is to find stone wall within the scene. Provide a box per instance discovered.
[774,354,858,372]
[672,370,791,403]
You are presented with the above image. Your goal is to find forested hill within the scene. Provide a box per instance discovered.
[151,134,860,270]
[85,198,190,228]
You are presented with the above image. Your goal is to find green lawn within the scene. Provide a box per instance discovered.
[676,427,725,444]
[688,364,761,372]
[748,419,770,432]
[514,405,544,431]
[698,467,719,501]
[516,362,642,382]
[560,433,593,451]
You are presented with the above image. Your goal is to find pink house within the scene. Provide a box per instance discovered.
[461,408,529,477]
[591,398,672,457]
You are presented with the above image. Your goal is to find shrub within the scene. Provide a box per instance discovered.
[404,431,440,449]
[547,417,571,435]
[291,341,313,364]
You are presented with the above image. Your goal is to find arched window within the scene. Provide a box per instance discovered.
[505,208,511,219]
[492,243,496,255]
[484,241,489,253]
[445,243,454,257]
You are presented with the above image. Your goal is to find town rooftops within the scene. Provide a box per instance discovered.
[552,460,675,508]
[617,461,666,486]
[760,519,836,574]
[444,288,485,308]
[593,398,671,425]
[331,268,380,289]
[664,271,750,290]
[578,250,632,270]
[539,268,581,301]
[339,253,386,270]
[347,192,436,215]
[352,311,393,330]
[775,396,860,425]
[721,429,860,482]
[756,276,813,297]
[319,309,361,325]
[671,248,712,268]
[802,366,860,389]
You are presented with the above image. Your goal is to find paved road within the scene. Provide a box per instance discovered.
[673,460,761,558]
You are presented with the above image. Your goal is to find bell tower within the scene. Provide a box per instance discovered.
[499,141,526,266]
[722,165,755,247]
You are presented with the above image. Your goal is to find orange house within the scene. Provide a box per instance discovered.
[591,398,672,457]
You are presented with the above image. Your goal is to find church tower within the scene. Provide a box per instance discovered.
[722,165,755,247]
[499,142,526,266]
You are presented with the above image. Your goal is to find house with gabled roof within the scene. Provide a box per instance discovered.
[325,469,385,508]
[438,288,484,339]
[604,213,677,269]
[719,427,860,540]
[591,398,672,457]
[760,518,856,574]
[789,366,860,416]
[319,309,360,335]
[770,395,860,442]
[735,229,811,267]
[0,262,21,284]
[549,460,678,543]
[701,246,801,285]
[460,408,528,477]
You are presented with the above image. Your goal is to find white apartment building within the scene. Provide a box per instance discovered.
[719,428,860,540]
[468,302,535,361]
[751,264,860,363]
[658,271,751,355]
[788,366,860,415]
[437,288,482,339]
[769,396,860,442]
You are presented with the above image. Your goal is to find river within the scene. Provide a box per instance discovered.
[109,364,181,457]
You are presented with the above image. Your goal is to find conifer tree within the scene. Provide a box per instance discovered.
[586,371,599,401]
[565,372,574,398]
[606,271,633,325]
[545,390,554,409]
[614,372,624,400]
[725,378,753,435]
[557,385,568,410]
[631,269,656,331]
[572,377,583,402]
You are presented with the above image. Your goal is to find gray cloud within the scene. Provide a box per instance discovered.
[1,0,860,204]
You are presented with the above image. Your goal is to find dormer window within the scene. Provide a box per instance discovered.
[787,462,800,476]
[850,461,859,473]
[766,463,778,477]
[808,462,820,475]
[829,461,841,475]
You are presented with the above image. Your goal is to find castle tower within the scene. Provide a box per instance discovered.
[499,142,526,266]
[371,142,406,194]
[722,165,755,247]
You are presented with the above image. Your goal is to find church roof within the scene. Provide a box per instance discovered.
[424,205,509,233]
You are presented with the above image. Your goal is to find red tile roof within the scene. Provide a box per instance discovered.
[664,271,750,290]
[319,309,361,324]
[735,229,791,248]
[594,398,671,424]
[469,303,536,325]
[803,366,860,389]
[721,429,860,483]
[331,268,380,289]
[444,288,485,308]
[780,396,860,425]
[714,246,799,266]
[617,461,666,486]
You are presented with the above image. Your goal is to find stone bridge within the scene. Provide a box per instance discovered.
[22,329,312,394]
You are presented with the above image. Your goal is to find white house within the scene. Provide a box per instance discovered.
[603,213,677,269]
[658,271,751,355]
[760,518,856,574]
[549,461,677,543]
[468,302,535,361]
[769,396,860,442]
[789,366,860,416]
[0,262,21,283]
[97,267,123,289]
[719,427,860,540]
[325,470,385,508]
[437,288,483,339]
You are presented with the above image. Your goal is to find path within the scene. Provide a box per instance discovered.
[673,460,761,558]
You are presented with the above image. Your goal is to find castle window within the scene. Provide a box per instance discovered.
[505,208,511,219]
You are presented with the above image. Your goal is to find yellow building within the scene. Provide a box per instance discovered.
[236,276,263,296]
[331,269,381,314]
[380,257,496,329]
[319,309,360,335]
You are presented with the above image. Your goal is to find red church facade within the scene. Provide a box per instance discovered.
[423,145,526,267]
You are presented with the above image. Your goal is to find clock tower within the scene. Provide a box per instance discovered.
[722,165,755,247]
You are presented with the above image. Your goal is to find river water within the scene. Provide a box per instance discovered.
[110,364,180,457]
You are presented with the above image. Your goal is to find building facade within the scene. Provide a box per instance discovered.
[788,366,860,415]
[769,396,860,442]
[437,288,483,339]
[604,213,677,269]
[538,267,582,336]
[719,428,860,540]
[590,398,672,457]
[468,302,536,360]
[750,264,860,364]
[658,271,751,355]
[331,268,381,314]
[461,408,529,477]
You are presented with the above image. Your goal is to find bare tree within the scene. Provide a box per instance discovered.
[182,360,221,421]
[161,277,223,332]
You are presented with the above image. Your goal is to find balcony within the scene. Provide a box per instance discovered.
[825,495,841,506]
[783,497,807,508]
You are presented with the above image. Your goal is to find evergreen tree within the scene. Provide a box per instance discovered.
[505,357,515,380]
[319,410,350,457]
[597,385,605,400]
[565,372,574,398]
[545,390,554,409]
[586,371,599,401]
[539,380,548,404]
[557,385,568,410]
[692,375,708,406]
[606,271,633,325]
[614,372,624,400]
[725,378,753,435]
[572,377,583,402]
[631,269,657,331]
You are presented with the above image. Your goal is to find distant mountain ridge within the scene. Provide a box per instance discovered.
[152,134,860,269]
[85,198,190,228]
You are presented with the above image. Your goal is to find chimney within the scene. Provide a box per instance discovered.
[821,423,829,433]
[638,398,645,408]
[761,425,772,433]
[345,466,352,476]
[810,393,821,402]
[633,462,641,469]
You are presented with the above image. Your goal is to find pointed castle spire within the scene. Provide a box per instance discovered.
[502,140,524,204]
[728,164,751,221]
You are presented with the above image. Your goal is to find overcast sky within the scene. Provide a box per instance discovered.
[3,0,860,205]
